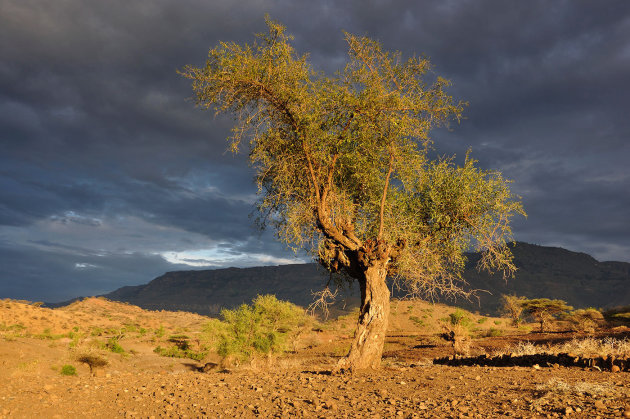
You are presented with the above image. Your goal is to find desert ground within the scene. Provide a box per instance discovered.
[1,297,628,418]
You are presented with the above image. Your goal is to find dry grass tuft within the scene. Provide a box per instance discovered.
[536,377,619,397]
[497,337,630,358]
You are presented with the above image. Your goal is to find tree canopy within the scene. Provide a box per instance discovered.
[181,17,525,369]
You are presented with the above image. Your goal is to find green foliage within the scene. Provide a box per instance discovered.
[447,309,473,329]
[477,317,488,324]
[153,345,207,361]
[77,355,108,373]
[89,327,104,336]
[60,364,77,376]
[500,294,527,325]
[154,325,165,338]
[486,327,503,337]
[520,298,573,332]
[409,316,425,327]
[603,306,630,324]
[566,308,604,332]
[210,295,311,361]
[105,337,125,354]
[181,17,524,300]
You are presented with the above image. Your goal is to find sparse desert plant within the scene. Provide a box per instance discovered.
[520,298,572,332]
[442,323,471,356]
[167,334,191,350]
[498,337,630,358]
[486,327,503,337]
[154,325,166,338]
[216,295,312,361]
[153,345,207,361]
[90,327,104,336]
[77,355,108,374]
[477,317,488,324]
[105,337,125,354]
[500,294,527,325]
[445,308,474,331]
[536,378,619,398]
[566,308,604,332]
[603,305,630,324]
[60,364,77,376]
[409,316,425,327]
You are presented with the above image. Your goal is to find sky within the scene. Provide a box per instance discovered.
[1,0,629,302]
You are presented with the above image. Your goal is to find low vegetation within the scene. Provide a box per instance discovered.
[497,337,630,358]
[60,364,77,376]
[211,295,314,362]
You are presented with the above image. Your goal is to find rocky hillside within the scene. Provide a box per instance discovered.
[51,243,630,316]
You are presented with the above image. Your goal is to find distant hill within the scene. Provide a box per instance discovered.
[51,242,630,316]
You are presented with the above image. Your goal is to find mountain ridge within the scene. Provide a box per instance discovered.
[49,242,630,316]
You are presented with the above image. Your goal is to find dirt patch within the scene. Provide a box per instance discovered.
[1,298,629,418]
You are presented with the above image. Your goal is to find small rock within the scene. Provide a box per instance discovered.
[474,375,481,381]
[594,400,606,410]
[533,364,540,370]
[564,406,573,415]
[611,365,620,373]
[623,410,630,418]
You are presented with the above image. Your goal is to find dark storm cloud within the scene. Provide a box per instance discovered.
[1,0,629,301]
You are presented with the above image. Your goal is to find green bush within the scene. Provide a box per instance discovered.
[154,325,165,338]
[213,295,312,361]
[603,306,630,324]
[153,345,207,361]
[106,337,125,354]
[60,364,77,376]
[409,316,425,327]
[486,327,503,337]
[477,317,488,324]
[77,355,108,373]
[448,309,473,329]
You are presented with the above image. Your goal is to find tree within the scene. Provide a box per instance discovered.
[521,298,573,332]
[181,18,525,370]
[567,308,603,332]
[500,294,527,325]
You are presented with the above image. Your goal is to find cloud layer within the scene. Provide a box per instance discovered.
[1,1,629,301]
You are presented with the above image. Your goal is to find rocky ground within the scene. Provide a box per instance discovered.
[1,298,629,418]
[2,359,629,418]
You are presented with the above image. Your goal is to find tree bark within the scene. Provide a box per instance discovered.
[336,262,390,371]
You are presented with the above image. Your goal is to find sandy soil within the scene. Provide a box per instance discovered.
[1,298,628,418]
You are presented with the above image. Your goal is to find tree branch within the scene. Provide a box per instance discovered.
[378,152,394,240]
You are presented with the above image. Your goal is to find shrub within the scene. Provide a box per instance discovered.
[60,364,77,376]
[105,337,125,354]
[603,305,630,324]
[447,309,473,329]
[154,325,165,338]
[486,327,503,337]
[500,294,527,325]
[477,317,488,324]
[214,295,312,361]
[77,355,108,373]
[409,316,424,327]
[566,308,604,332]
[153,345,207,361]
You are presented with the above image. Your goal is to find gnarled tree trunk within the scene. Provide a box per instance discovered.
[336,262,390,371]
